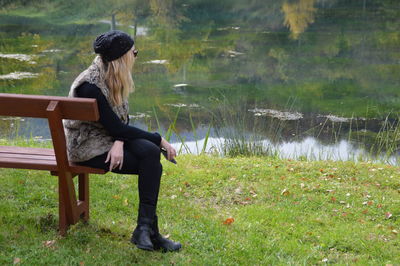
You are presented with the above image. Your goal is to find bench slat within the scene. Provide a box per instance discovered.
[0,153,55,160]
[0,93,99,121]
[0,157,106,174]
[67,164,106,175]
[0,157,58,171]
[0,146,106,174]
[0,146,55,156]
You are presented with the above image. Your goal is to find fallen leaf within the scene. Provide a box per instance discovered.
[377,204,383,208]
[362,209,368,214]
[281,188,290,196]
[367,201,373,206]
[112,195,120,200]
[183,192,190,197]
[300,183,305,189]
[171,195,177,199]
[223,217,234,225]
[183,181,190,187]
[330,197,337,202]
[385,212,393,219]
[391,230,398,235]
[123,198,128,206]
[79,262,85,266]
[13,258,21,264]
[43,240,56,248]
[245,197,251,201]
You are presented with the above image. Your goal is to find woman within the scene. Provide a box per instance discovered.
[64,30,181,252]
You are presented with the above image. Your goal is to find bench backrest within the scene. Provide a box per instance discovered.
[0,93,99,120]
[0,93,99,171]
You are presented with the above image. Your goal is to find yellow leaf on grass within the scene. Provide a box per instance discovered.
[123,198,129,206]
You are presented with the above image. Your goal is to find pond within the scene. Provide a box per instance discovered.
[0,0,399,164]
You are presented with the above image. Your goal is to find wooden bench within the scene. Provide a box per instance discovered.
[0,93,106,236]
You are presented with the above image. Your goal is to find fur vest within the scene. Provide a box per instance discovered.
[63,56,129,162]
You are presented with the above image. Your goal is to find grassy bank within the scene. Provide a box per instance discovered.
[1,152,399,265]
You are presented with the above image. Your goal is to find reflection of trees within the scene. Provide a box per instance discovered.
[282,0,317,40]
[0,33,58,95]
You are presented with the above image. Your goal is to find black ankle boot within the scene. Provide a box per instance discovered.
[151,215,182,252]
[130,203,156,251]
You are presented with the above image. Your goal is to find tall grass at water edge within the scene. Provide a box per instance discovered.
[1,104,399,165]
[145,99,400,166]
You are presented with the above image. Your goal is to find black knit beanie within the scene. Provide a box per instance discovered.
[93,30,134,62]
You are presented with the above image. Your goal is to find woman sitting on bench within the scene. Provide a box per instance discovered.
[64,30,181,252]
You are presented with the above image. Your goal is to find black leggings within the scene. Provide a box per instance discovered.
[79,139,162,207]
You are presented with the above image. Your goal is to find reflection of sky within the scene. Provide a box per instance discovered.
[3,118,398,165]
[170,136,399,166]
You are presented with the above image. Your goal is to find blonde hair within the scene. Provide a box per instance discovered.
[104,49,135,106]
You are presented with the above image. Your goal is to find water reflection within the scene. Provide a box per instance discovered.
[0,0,399,163]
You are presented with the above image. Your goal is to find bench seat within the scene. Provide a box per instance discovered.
[0,145,105,174]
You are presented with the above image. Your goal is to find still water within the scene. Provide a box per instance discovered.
[0,0,399,163]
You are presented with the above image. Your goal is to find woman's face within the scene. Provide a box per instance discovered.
[130,46,138,69]
[132,46,138,58]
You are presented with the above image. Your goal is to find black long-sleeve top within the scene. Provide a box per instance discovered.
[76,82,161,146]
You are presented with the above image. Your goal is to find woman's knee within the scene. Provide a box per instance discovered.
[130,139,161,160]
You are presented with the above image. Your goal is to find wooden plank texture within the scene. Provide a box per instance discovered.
[0,157,58,171]
[0,93,99,121]
[0,146,54,155]
[0,153,55,160]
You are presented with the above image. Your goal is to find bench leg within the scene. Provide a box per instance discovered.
[78,173,89,221]
[58,171,78,236]
[58,179,68,236]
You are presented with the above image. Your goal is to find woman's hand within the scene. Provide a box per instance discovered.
[105,140,124,171]
[160,137,176,161]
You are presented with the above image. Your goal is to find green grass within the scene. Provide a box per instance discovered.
[1,145,399,265]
